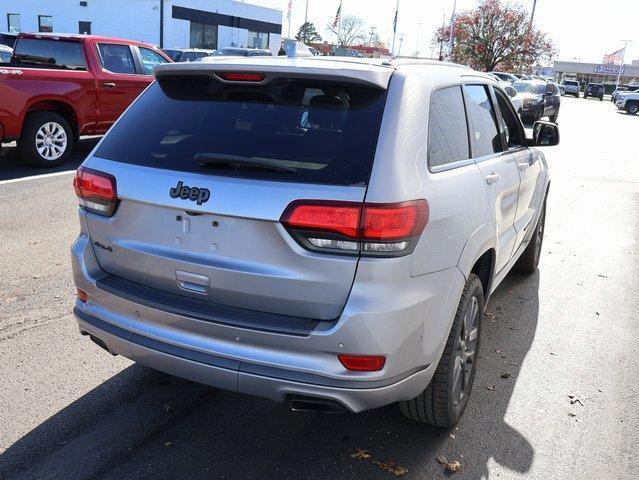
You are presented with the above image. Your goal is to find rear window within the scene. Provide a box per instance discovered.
[12,38,86,70]
[95,76,387,186]
[564,81,578,86]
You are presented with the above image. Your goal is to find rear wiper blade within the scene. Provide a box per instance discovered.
[194,153,297,173]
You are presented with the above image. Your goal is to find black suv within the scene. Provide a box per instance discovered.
[584,83,605,101]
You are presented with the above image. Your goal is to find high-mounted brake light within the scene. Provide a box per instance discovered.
[73,167,119,217]
[338,354,386,372]
[280,199,428,257]
[217,72,266,82]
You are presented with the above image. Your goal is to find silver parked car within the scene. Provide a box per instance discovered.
[72,57,557,427]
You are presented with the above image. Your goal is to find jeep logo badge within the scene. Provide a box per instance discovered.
[169,181,210,205]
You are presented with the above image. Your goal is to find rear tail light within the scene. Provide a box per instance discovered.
[338,354,386,372]
[73,167,118,217]
[281,199,428,257]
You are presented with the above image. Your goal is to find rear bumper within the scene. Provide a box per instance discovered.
[74,306,435,412]
[71,221,465,412]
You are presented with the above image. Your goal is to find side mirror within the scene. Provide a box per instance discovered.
[530,121,559,146]
[504,85,517,98]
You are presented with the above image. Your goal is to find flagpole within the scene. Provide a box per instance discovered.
[287,0,292,38]
[391,0,399,57]
[448,0,457,60]
[615,40,628,90]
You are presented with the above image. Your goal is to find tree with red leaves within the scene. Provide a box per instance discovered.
[434,0,555,71]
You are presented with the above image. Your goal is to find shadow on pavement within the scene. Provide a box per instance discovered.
[0,272,539,479]
[0,137,99,182]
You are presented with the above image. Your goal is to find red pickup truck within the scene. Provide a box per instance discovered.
[0,33,171,167]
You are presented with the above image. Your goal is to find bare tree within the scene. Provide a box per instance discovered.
[327,15,366,47]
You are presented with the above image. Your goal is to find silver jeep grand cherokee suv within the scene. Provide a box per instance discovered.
[72,56,557,427]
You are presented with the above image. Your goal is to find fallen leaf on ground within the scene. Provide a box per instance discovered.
[449,433,455,439]
[487,385,496,391]
[485,312,497,320]
[509,362,519,366]
[500,372,512,379]
[568,412,577,417]
[495,349,503,354]
[568,395,584,406]
[163,403,172,412]
[351,449,371,460]
[373,461,408,476]
[550,352,557,356]
[597,274,607,278]
[164,441,172,447]
[436,456,462,473]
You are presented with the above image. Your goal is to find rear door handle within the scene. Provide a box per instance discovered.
[102,82,116,88]
[485,173,502,185]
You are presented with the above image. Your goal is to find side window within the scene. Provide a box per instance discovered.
[463,85,503,157]
[97,44,135,74]
[428,86,470,169]
[494,90,523,149]
[139,47,168,75]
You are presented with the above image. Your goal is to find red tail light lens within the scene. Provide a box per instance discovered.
[338,354,386,372]
[217,72,266,82]
[361,201,428,240]
[73,167,118,217]
[280,199,428,257]
[281,201,361,238]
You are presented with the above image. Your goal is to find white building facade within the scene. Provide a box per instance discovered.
[1,0,282,54]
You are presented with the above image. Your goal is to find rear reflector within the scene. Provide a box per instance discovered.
[76,288,88,303]
[338,354,386,372]
[281,199,428,257]
[73,167,118,217]
[217,72,266,82]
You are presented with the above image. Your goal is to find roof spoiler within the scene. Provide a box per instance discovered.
[154,61,392,89]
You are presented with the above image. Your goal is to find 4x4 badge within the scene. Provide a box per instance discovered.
[169,181,210,205]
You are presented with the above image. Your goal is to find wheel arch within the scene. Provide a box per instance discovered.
[24,99,79,141]
[457,222,497,299]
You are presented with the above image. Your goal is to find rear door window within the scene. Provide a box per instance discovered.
[97,43,135,74]
[95,76,387,186]
[12,38,86,70]
[427,86,470,170]
[463,85,503,158]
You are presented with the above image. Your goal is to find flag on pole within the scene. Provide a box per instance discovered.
[603,48,625,65]
[332,1,342,29]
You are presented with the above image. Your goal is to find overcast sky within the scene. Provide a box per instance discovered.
[249,0,639,64]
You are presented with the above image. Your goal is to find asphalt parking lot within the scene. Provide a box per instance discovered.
[1,97,638,479]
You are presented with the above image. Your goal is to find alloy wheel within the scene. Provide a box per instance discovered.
[35,122,67,161]
[451,295,479,407]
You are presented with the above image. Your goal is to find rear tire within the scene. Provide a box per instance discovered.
[18,112,74,168]
[515,201,546,273]
[626,102,639,115]
[399,274,484,428]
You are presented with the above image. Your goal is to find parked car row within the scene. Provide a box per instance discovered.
[560,80,605,100]
[162,47,273,61]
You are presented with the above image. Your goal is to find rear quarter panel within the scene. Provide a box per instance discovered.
[366,68,492,277]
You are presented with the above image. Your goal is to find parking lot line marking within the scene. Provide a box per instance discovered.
[0,170,75,186]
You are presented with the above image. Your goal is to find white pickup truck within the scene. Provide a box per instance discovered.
[615,91,639,114]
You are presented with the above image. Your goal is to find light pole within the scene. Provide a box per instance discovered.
[304,0,309,24]
[391,0,399,57]
[530,0,538,25]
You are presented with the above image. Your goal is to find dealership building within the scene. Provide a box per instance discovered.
[0,0,282,54]
[552,60,639,91]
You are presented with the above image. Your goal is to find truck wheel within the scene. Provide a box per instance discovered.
[515,201,546,273]
[627,103,639,115]
[399,274,484,428]
[18,112,74,168]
